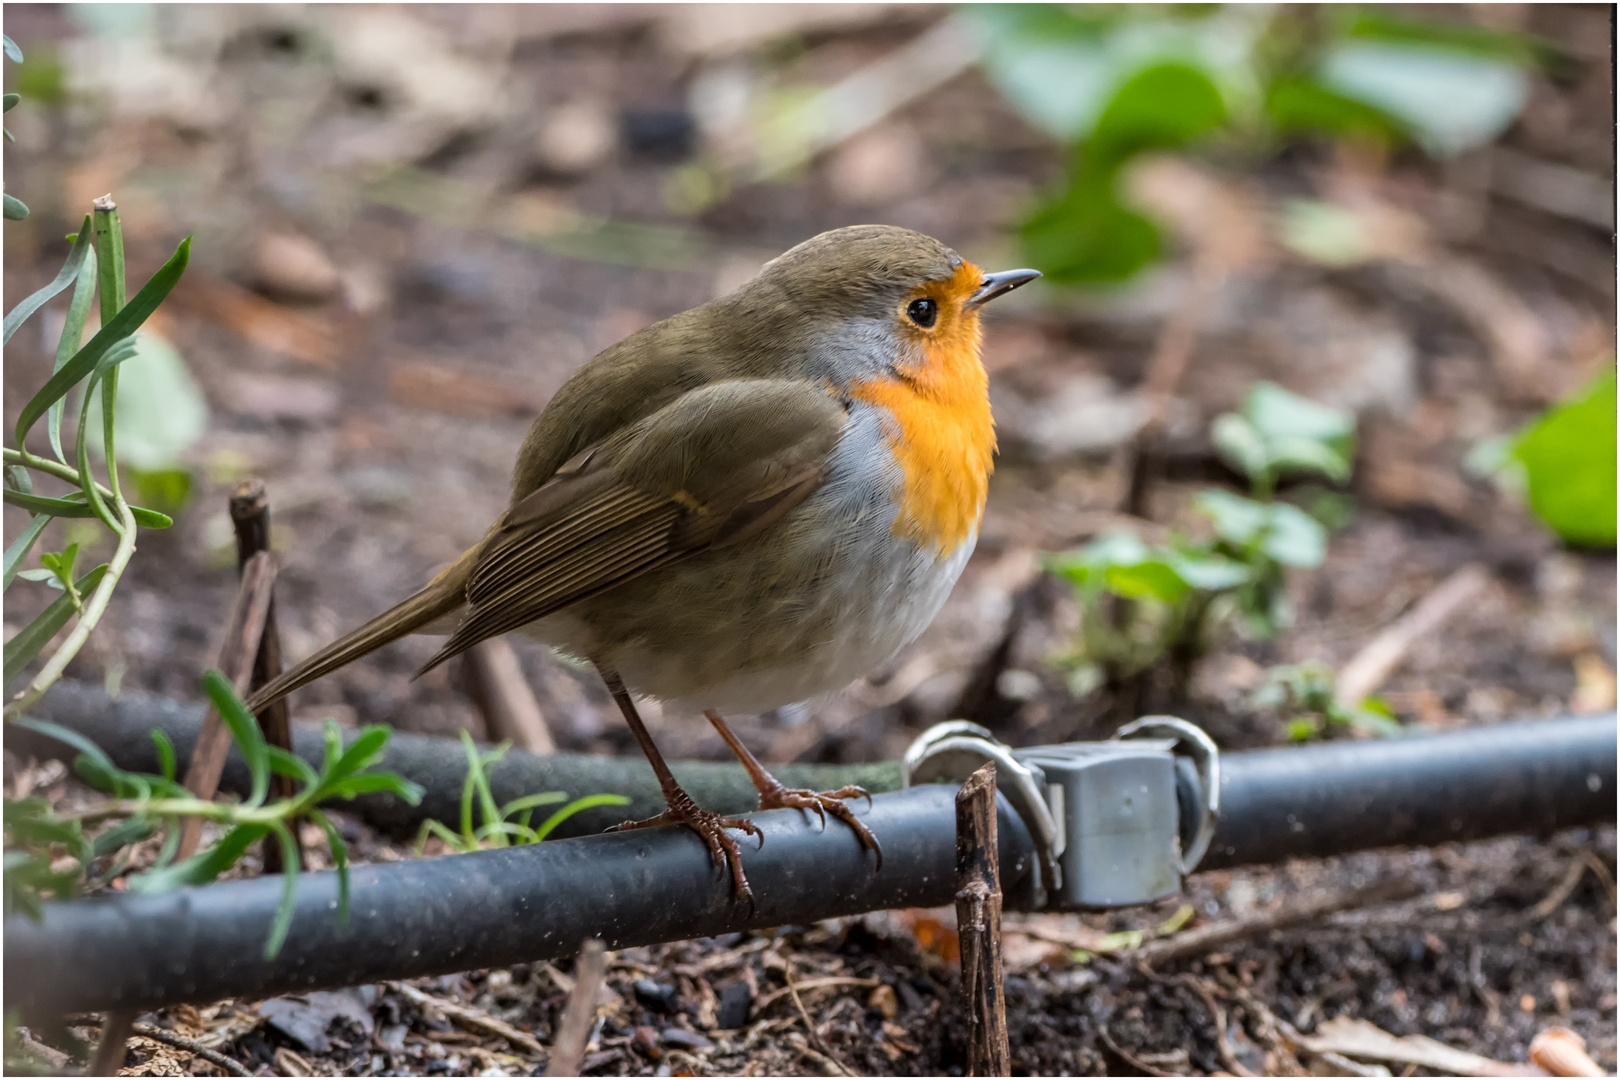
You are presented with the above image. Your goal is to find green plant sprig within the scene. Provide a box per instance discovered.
[2,200,191,718]
[6,671,424,959]
[413,731,628,856]
[1047,382,1370,717]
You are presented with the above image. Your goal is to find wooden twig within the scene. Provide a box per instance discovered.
[390,981,544,1055]
[130,1022,252,1076]
[547,938,607,1077]
[1335,564,1489,707]
[955,762,1009,1077]
[751,976,883,1016]
[88,1010,136,1077]
[230,480,300,873]
[1132,878,1420,967]
[176,550,276,860]
[782,958,851,1076]
[462,638,556,753]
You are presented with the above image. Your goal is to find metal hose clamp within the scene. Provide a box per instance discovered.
[1113,715,1220,874]
[901,720,1062,905]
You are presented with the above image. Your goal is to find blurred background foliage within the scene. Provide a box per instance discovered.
[975,4,1548,285]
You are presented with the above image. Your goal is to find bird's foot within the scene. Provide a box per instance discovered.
[757,782,883,869]
[607,787,763,905]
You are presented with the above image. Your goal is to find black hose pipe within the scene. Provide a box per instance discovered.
[1196,712,1616,869]
[5,786,1037,1020]
[15,681,903,838]
[6,700,1613,1018]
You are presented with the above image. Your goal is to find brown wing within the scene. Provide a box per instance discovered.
[417,378,846,673]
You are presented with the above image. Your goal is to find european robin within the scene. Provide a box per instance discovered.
[247,225,1039,902]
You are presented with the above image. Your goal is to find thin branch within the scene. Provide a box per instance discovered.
[130,1022,253,1077]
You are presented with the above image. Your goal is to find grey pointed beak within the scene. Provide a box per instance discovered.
[967,268,1041,309]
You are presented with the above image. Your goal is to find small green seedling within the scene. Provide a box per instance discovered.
[1253,661,1402,741]
[1048,383,1357,709]
[414,731,628,855]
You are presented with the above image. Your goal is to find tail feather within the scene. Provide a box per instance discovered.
[244,581,464,714]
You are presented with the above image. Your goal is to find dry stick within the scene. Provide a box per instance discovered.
[1131,877,1421,967]
[1335,563,1489,708]
[230,480,300,873]
[390,981,544,1056]
[87,1011,136,1077]
[462,637,556,753]
[175,550,277,860]
[129,1022,253,1077]
[955,762,1010,1078]
[783,957,851,1077]
[547,938,607,1077]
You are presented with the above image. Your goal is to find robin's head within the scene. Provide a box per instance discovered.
[744,225,1040,555]
[746,225,1039,389]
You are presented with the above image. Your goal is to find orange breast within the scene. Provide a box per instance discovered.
[850,263,996,556]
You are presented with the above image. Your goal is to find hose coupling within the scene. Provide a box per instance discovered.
[902,716,1220,911]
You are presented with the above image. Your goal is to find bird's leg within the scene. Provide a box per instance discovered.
[704,710,882,869]
[595,665,761,904]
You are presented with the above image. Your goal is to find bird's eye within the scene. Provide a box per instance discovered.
[905,297,939,328]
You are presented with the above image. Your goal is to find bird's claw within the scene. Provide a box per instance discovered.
[758,784,883,870]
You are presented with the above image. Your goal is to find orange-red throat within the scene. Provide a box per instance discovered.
[850,261,996,556]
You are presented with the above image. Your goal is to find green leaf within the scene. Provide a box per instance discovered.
[1089,61,1226,162]
[3,514,50,592]
[90,818,154,859]
[1019,61,1224,286]
[1243,382,1355,448]
[532,793,631,842]
[3,488,173,528]
[2,93,16,112]
[1265,77,1403,144]
[2,225,93,346]
[1210,413,1269,482]
[1318,40,1528,157]
[267,746,321,790]
[263,822,302,960]
[8,718,122,791]
[1512,370,1616,547]
[13,237,191,450]
[1265,436,1351,483]
[1165,550,1252,590]
[48,238,99,462]
[201,670,270,808]
[324,727,392,786]
[498,792,568,820]
[1104,559,1190,603]
[38,543,79,590]
[150,729,177,782]
[2,564,108,681]
[309,810,350,925]
[1195,489,1270,546]
[3,194,29,221]
[1285,717,1321,742]
[1257,503,1328,567]
[129,823,269,894]
[320,772,425,804]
